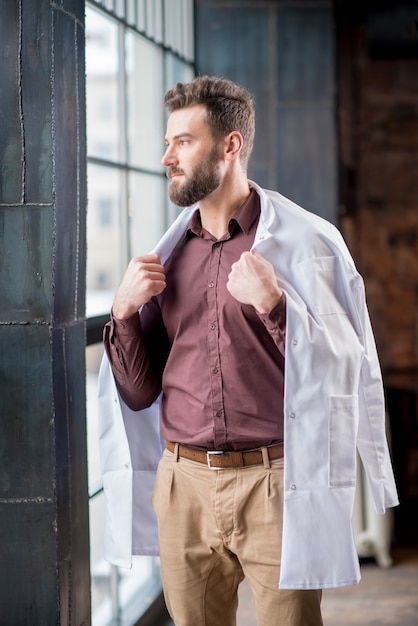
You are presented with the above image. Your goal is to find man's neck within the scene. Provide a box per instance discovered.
[198,177,251,240]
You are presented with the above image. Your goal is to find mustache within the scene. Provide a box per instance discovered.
[167,167,185,179]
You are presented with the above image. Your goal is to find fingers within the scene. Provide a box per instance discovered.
[136,253,162,264]
[130,255,166,294]
[250,248,269,266]
[230,249,264,274]
[227,248,282,313]
[143,253,161,262]
[129,254,165,275]
[129,253,163,272]
[137,263,166,296]
[112,254,166,318]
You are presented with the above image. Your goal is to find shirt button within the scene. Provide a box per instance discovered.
[209,282,214,288]
[291,339,298,346]
[290,412,296,419]
[210,323,216,330]
[212,367,219,374]
[215,410,222,418]
[291,484,297,490]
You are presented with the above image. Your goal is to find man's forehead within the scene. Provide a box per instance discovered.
[166,104,208,134]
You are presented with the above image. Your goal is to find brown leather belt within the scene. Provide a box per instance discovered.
[166,441,283,469]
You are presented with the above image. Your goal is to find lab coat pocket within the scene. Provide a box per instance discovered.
[297,256,349,316]
[328,394,359,488]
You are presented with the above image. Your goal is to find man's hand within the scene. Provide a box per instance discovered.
[112,254,166,319]
[226,248,282,314]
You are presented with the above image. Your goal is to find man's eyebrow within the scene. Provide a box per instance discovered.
[165,132,195,143]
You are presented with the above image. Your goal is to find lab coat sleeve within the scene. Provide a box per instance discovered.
[352,278,399,514]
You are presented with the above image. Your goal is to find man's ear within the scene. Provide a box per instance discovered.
[223,131,244,162]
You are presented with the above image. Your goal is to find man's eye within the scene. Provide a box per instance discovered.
[180,139,189,146]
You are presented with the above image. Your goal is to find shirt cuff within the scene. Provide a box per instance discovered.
[111,309,141,337]
[257,292,286,328]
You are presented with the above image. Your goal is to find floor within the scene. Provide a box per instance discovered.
[164,546,418,625]
[238,546,418,626]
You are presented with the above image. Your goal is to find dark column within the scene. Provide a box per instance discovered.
[0,1,90,624]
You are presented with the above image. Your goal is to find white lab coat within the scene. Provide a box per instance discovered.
[98,181,399,589]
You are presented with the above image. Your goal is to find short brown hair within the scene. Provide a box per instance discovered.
[164,75,255,170]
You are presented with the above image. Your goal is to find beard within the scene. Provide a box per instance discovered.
[167,143,222,207]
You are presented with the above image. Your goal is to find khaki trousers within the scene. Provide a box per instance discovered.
[152,448,323,626]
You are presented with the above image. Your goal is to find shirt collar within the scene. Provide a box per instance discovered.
[231,188,260,234]
[187,188,260,239]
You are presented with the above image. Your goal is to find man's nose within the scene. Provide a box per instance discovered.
[161,145,178,167]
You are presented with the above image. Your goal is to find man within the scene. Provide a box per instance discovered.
[99,75,398,626]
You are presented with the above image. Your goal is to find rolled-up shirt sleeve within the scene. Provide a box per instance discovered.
[103,298,169,411]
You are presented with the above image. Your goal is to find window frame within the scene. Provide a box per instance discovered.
[85,2,195,624]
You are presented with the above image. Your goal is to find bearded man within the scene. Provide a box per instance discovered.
[100,75,398,626]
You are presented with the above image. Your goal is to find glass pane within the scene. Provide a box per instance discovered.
[86,343,104,491]
[129,173,166,257]
[114,0,125,19]
[146,0,155,39]
[87,163,124,317]
[184,0,195,61]
[163,0,173,49]
[154,0,163,43]
[118,557,162,620]
[89,492,114,626]
[136,0,146,31]
[165,53,194,92]
[125,32,164,170]
[86,7,121,162]
[126,0,136,26]
[164,0,180,53]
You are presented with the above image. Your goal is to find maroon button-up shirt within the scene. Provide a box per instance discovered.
[104,189,286,451]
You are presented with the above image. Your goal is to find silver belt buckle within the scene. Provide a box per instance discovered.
[207,450,227,469]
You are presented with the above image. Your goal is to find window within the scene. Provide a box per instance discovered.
[97,198,113,228]
[85,2,195,623]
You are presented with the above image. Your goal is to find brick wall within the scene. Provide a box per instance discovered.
[338,9,418,372]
